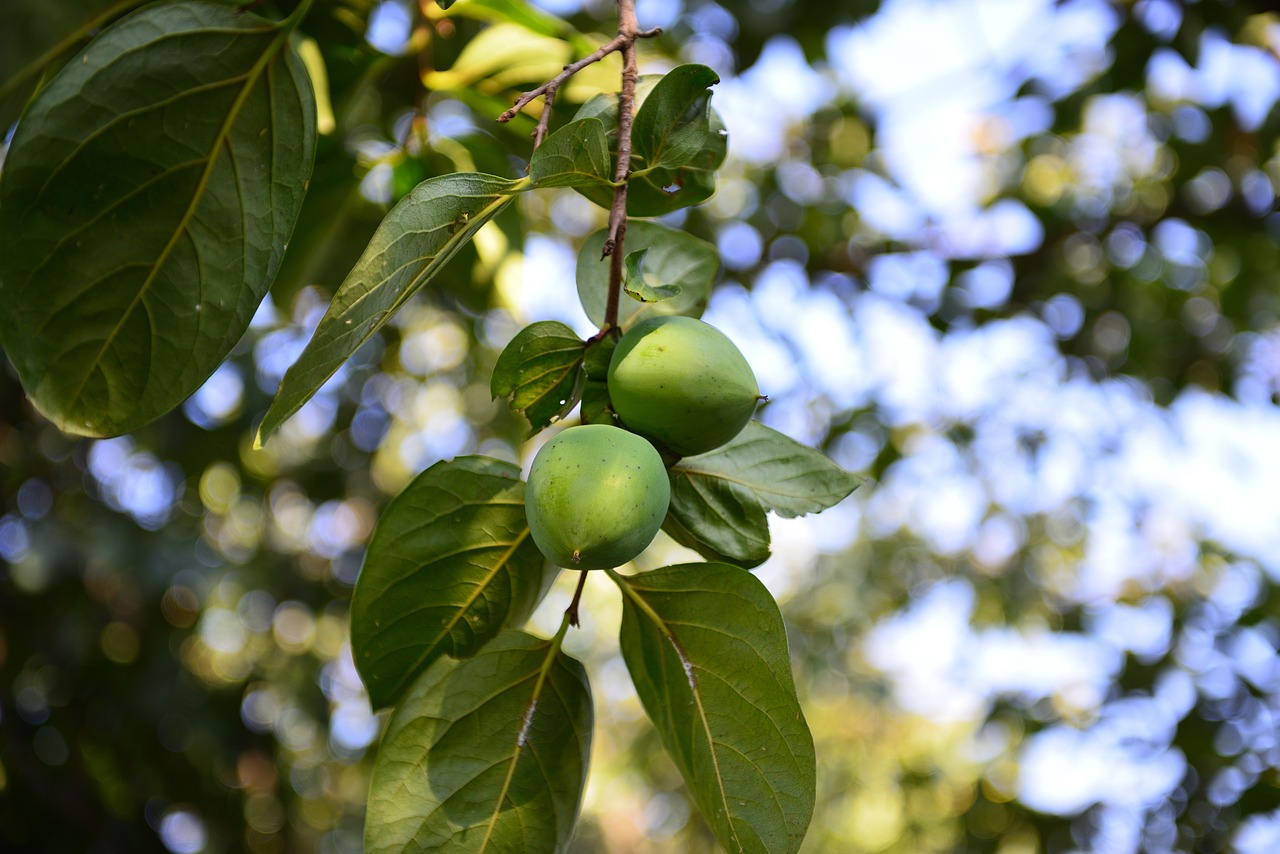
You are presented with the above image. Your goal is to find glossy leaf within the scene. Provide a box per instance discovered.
[257,173,521,445]
[366,630,592,854]
[627,117,727,217]
[571,69,726,216]
[631,64,721,172]
[615,563,816,854]
[350,457,552,710]
[0,0,316,437]
[665,421,863,567]
[491,321,586,436]
[576,221,717,329]
[623,249,682,303]
[662,488,770,568]
[529,118,613,189]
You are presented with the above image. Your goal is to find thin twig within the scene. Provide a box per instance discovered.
[497,0,656,331]
[498,33,628,126]
[532,88,557,150]
[566,570,590,627]
[497,24,664,133]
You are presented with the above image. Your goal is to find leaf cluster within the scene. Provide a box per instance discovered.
[0,2,859,851]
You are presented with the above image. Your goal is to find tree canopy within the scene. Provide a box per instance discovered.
[2,0,1280,852]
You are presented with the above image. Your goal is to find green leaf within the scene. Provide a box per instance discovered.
[256,172,521,446]
[665,422,863,567]
[0,0,317,437]
[622,249,682,303]
[571,68,727,217]
[491,321,586,436]
[0,0,138,131]
[662,487,771,568]
[528,118,613,190]
[366,630,592,854]
[627,110,727,215]
[576,221,717,329]
[613,563,815,854]
[350,456,553,710]
[632,64,721,172]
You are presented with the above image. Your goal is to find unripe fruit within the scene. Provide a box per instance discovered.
[607,316,759,457]
[525,424,671,570]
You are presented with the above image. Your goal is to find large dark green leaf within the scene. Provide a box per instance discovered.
[576,220,717,330]
[256,172,521,445]
[665,421,863,567]
[491,321,586,436]
[0,0,139,131]
[614,563,815,854]
[528,118,613,190]
[350,456,553,710]
[366,629,592,854]
[0,0,316,437]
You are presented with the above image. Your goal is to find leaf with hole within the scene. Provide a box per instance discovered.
[0,0,316,437]
[256,172,521,446]
[615,562,816,854]
[529,118,613,190]
[350,456,553,711]
[664,421,863,567]
[366,630,592,854]
[576,221,717,329]
[491,321,586,436]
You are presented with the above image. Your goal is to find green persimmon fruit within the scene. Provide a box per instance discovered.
[525,424,671,570]
[607,315,759,457]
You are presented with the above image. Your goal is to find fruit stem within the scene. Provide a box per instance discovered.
[566,570,590,627]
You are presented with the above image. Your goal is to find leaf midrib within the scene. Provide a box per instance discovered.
[59,15,292,414]
[381,527,531,702]
[476,641,563,852]
[612,572,744,852]
[257,185,519,445]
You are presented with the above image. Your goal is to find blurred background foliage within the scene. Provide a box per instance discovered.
[3,0,1280,851]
